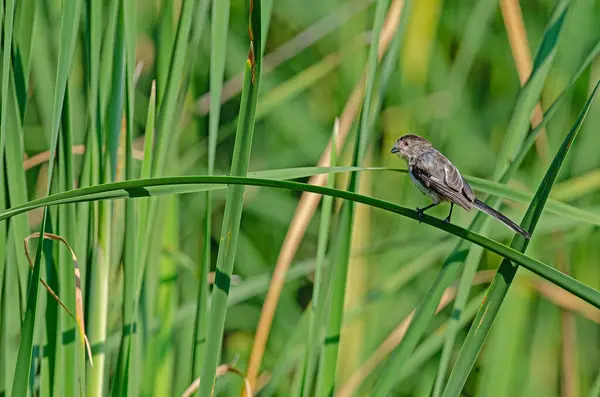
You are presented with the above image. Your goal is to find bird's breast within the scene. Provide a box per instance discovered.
[408,167,441,203]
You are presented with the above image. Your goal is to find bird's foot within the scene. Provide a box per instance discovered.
[416,207,424,223]
[443,216,451,223]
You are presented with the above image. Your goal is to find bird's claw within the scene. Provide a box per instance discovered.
[443,216,451,223]
[416,207,424,223]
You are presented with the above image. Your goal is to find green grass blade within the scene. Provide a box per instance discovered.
[315,1,389,394]
[152,0,197,176]
[134,0,201,328]
[300,119,338,397]
[0,173,599,309]
[0,0,14,181]
[2,0,30,310]
[207,0,229,176]
[87,2,126,394]
[11,0,82,394]
[191,0,228,383]
[99,0,119,123]
[393,291,488,387]
[55,82,79,397]
[198,0,262,394]
[156,0,175,106]
[111,1,137,395]
[441,80,600,397]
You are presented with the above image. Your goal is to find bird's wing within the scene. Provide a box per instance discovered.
[412,152,473,210]
[462,177,476,202]
[441,154,476,202]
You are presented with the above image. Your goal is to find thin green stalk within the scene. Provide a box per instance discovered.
[135,0,198,305]
[315,1,390,394]
[300,119,338,397]
[393,291,488,386]
[56,83,79,397]
[441,81,600,397]
[2,63,31,397]
[156,0,175,107]
[86,4,125,394]
[198,1,262,393]
[111,1,137,395]
[191,0,225,383]
[0,0,14,194]
[2,0,29,312]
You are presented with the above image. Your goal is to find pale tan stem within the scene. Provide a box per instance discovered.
[500,0,550,162]
[181,364,252,397]
[22,145,145,171]
[244,0,406,390]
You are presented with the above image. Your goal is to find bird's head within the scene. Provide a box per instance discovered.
[391,134,433,161]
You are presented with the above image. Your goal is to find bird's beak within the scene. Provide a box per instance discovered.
[391,147,399,154]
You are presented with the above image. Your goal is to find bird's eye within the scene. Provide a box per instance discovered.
[403,141,408,146]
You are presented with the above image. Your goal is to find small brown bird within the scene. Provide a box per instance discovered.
[391,134,531,239]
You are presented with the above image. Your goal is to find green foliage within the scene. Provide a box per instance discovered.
[1,0,599,396]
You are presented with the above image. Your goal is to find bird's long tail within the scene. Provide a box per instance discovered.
[473,199,531,240]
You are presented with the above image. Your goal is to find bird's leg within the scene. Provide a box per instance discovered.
[416,203,438,223]
[444,203,454,223]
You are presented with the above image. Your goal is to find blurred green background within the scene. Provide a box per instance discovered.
[1,0,599,396]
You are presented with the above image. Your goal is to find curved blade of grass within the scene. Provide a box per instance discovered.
[24,233,92,364]
[191,0,227,384]
[11,0,82,395]
[3,163,600,229]
[198,1,262,394]
[441,80,600,397]
[0,173,599,309]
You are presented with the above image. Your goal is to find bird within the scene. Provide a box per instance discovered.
[390,134,531,240]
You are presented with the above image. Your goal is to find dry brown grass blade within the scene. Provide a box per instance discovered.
[24,232,93,367]
[181,364,253,397]
[500,0,550,161]
[244,0,406,388]
[22,145,145,172]
[553,233,580,397]
[531,277,600,323]
[24,62,146,173]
